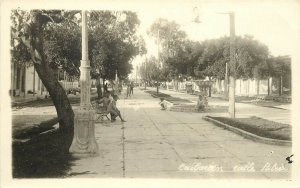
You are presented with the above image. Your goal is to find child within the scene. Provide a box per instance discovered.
[159,98,168,110]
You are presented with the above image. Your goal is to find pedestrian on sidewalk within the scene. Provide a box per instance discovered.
[108,94,126,122]
[104,83,108,93]
[130,81,134,95]
[126,83,131,99]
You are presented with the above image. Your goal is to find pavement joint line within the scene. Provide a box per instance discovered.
[140,97,185,164]
[122,120,125,178]
[165,108,261,167]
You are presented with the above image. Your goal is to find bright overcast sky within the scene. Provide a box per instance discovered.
[128,0,300,77]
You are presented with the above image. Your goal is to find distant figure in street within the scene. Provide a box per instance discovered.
[126,83,131,98]
[108,94,126,122]
[104,83,108,93]
[196,94,208,112]
[159,98,168,110]
[130,82,134,95]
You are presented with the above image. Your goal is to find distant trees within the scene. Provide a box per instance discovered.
[267,56,291,95]
[146,18,291,96]
[139,56,169,93]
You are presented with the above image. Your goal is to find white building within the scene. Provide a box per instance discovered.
[10,63,78,99]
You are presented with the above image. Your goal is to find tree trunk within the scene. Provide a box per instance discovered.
[256,79,260,95]
[267,78,270,96]
[34,62,74,152]
[96,76,102,99]
[208,77,212,97]
[279,76,283,96]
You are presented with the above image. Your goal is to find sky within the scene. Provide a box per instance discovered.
[129,0,300,78]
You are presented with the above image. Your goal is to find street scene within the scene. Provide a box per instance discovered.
[4,0,296,182]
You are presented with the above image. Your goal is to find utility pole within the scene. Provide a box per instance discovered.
[228,12,236,118]
[70,10,98,155]
[224,62,228,99]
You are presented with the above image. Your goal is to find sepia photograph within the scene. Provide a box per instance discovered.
[1,0,300,187]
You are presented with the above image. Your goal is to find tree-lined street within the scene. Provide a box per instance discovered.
[8,6,294,180]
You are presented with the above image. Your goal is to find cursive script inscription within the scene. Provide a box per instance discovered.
[260,162,287,172]
[233,162,255,172]
[178,162,224,172]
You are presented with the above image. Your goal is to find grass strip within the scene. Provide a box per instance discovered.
[207,116,291,141]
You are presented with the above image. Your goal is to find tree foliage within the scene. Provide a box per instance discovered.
[88,11,144,81]
[195,36,269,80]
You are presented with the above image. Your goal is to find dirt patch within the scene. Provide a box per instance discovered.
[144,90,192,104]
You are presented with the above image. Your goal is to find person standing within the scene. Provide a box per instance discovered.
[130,82,134,95]
[104,83,108,93]
[126,83,131,99]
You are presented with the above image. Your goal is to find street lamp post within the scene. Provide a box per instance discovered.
[69,10,98,155]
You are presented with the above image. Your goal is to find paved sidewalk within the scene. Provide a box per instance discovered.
[68,88,291,179]
[153,88,291,125]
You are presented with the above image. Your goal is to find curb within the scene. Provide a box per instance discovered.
[203,116,292,146]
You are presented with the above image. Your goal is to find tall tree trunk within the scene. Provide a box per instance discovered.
[267,78,270,96]
[208,77,212,97]
[279,76,283,96]
[256,79,260,95]
[34,62,74,152]
[96,76,102,99]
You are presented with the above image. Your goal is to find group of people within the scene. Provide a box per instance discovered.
[98,82,208,122]
[97,91,126,122]
[159,93,208,112]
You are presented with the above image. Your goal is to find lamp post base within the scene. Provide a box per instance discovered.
[69,106,99,156]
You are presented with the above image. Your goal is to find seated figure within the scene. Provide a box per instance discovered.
[159,98,168,110]
[97,92,111,111]
[196,94,208,111]
[107,94,126,122]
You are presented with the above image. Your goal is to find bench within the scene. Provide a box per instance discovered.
[92,102,110,122]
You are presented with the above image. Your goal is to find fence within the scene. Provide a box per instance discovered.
[165,78,273,97]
